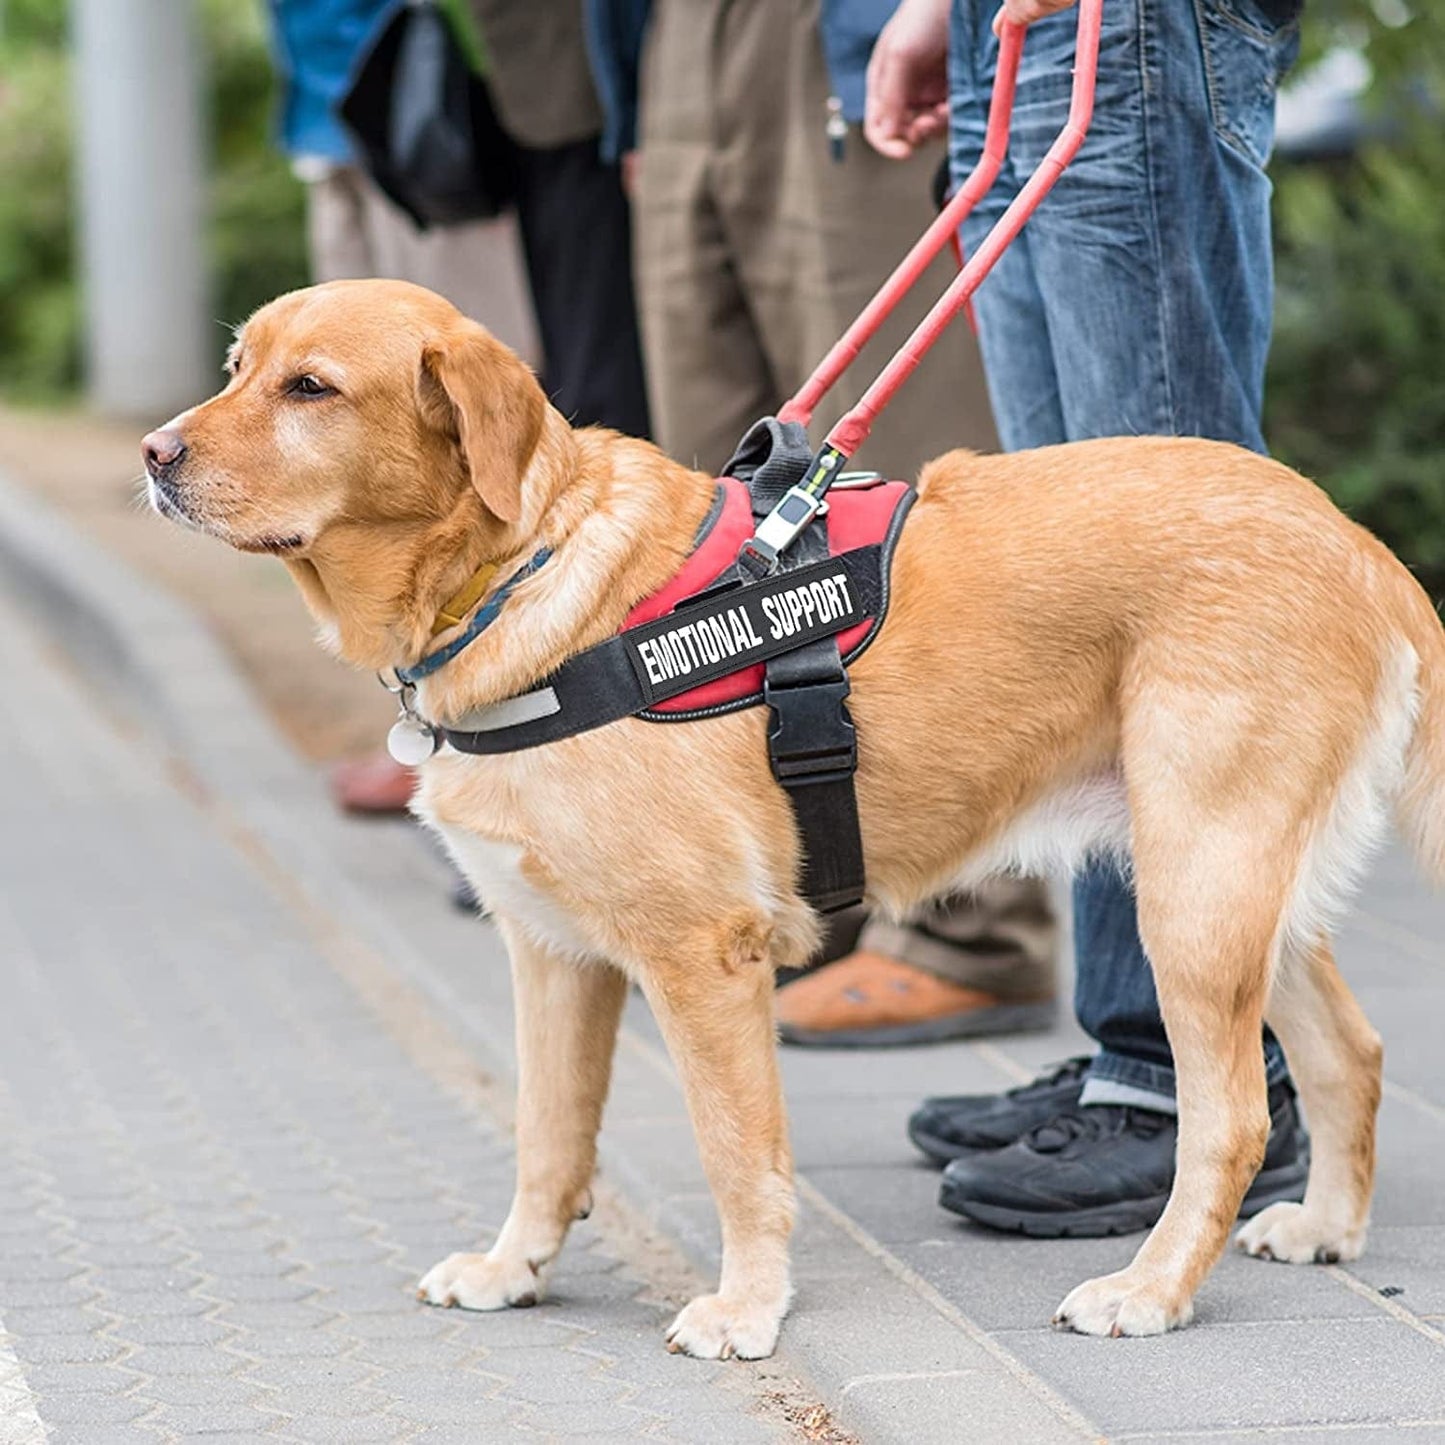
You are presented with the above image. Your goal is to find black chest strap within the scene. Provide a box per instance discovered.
[727,418,864,910]
[757,507,864,913]
[438,543,885,757]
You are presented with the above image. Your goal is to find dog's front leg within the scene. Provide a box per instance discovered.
[419,924,626,1311]
[640,922,795,1360]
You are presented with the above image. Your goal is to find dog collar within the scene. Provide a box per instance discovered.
[396,547,552,686]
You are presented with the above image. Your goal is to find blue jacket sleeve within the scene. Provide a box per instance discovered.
[266,0,402,162]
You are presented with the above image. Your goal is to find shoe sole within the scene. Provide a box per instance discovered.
[938,1158,1310,1238]
[777,999,1057,1049]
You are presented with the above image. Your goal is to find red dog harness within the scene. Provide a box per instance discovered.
[625,475,911,716]
[438,447,915,912]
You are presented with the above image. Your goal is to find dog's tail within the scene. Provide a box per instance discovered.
[1394,562,1445,883]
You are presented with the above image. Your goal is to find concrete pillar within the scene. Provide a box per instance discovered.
[72,0,210,419]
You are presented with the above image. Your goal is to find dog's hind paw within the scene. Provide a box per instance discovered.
[1235,1202,1366,1265]
[417,1250,543,1311]
[1053,1270,1194,1337]
[664,1292,787,1360]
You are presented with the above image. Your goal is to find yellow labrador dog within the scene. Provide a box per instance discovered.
[143,279,1445,1358]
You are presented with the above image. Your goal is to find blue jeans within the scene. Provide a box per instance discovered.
[948,0,1301,1107]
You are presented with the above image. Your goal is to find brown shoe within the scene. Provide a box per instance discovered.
[331,751,417,815]
[774,951,1055,1048]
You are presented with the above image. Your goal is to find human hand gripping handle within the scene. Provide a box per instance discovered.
[865,0,1080,160]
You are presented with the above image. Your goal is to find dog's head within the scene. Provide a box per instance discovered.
[141,280,552,659]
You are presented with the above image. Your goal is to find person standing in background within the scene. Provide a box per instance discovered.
[266,0,540,816]
[466,0,650,441]
[271,0,650,438]
[266,0,537,361]
[266,0,651,816]
[591,0,1060,1047]
[866,0,1311,1235]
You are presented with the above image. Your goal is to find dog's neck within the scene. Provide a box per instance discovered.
[416,428,718,726]
[287,411,719,718]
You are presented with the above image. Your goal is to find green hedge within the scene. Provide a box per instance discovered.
[1264,0,1445,597]
[0,22,77,394]
[1268,124,1445,597]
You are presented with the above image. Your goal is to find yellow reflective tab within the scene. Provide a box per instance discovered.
[431,561,500,636]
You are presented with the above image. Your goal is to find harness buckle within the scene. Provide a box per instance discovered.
[763,674,858,786]
[735,535,778,580]
[737,481,834,578]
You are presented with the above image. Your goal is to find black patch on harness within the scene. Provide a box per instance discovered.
[622,555,867,707]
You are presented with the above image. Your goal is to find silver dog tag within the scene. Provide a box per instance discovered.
[387,714,439,765]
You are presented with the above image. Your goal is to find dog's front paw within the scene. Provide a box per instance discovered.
[417,1250,542,1311]
[1235,1202,1366,1265]
[1053,1270,1194,1337]
[664,1292,786,1360]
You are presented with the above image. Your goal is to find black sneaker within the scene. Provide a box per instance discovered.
[908,1057,1092,1165]
[937,1078,1310,1237]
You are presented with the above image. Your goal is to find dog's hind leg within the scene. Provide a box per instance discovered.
[418,926,627,1311]
[639,914,795,1360]
[1234,642,1413,1266]
[1054,811,1288,1336]
[1238,937,1382,1264]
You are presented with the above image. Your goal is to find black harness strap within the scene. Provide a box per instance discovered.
[746,440,865,913]
[439,545,885,755]
[763,626,863,913]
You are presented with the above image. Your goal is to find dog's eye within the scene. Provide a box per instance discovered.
[289,374,335,399]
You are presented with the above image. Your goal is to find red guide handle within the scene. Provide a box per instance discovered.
[779,0,1104,458]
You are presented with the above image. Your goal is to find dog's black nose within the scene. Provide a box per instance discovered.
[142,428,187,477]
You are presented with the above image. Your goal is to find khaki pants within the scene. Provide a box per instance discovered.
[635,0,996,476]
[632,0,1055,991]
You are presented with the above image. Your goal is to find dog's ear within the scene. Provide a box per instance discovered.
[420,324,546,525]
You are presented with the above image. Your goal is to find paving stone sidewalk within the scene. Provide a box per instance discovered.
[4,462,1445,1444]
[0,598,808,1444]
